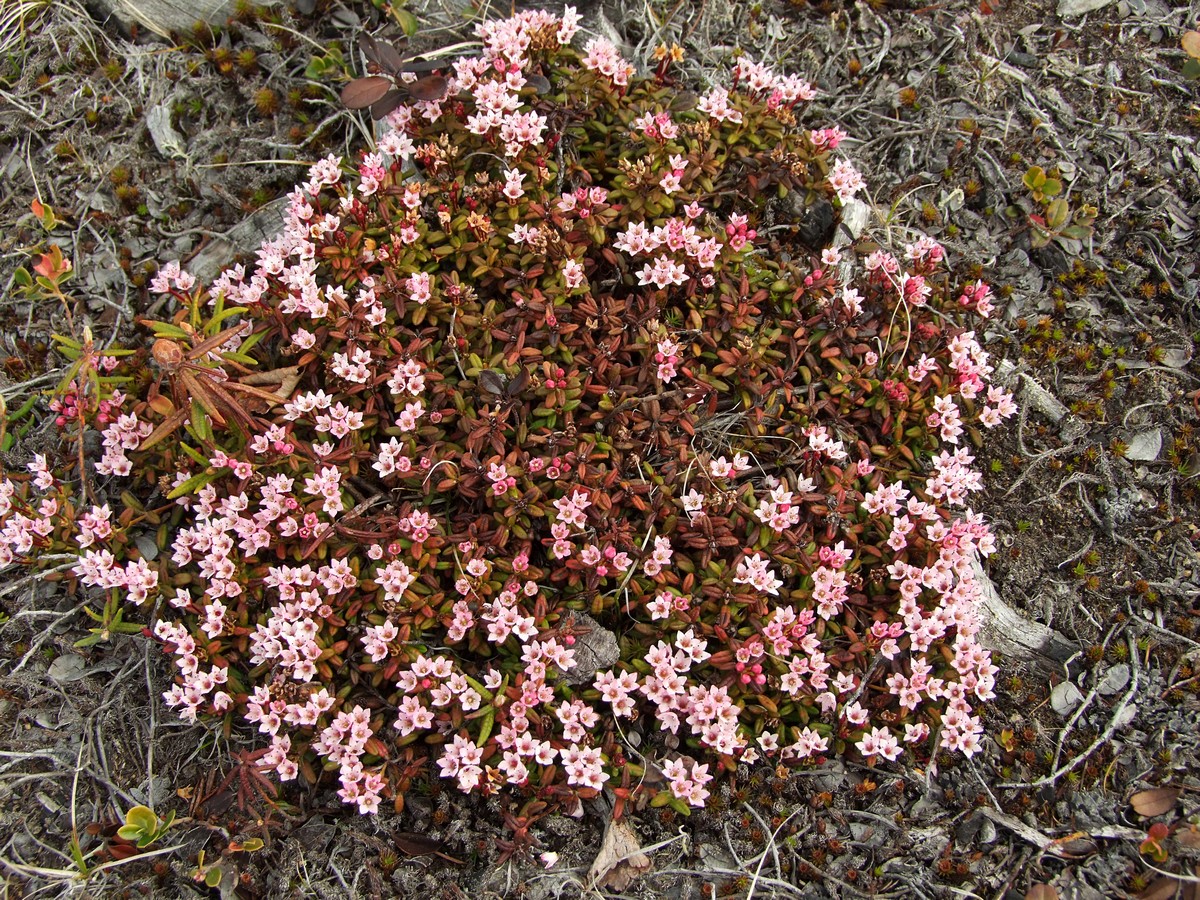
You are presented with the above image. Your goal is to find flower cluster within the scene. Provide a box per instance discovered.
[0,6,1019,824]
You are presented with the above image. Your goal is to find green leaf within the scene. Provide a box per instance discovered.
[667,795,692,815]
[167,470,220,500]
[1045,198,1070,230]
[119,806,159,845]
[207,305,249,331]
[147,321,190,339]
[393,6,419,36]
[179,443,209,466]
[188,399,212,443]
[1041,178,1062,198]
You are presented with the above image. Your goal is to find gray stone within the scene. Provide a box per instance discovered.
[1097,664,1131,696]
[1019,373,1070,424]
[146,103,188,161]
[1051,680,1085,716]
[1057,0,1115,17]
[559,611,619,685]
[93,0,251,38]
[1124,429,1162,462]
[46,653,85,684]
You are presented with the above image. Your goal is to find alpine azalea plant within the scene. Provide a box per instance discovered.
[1,7,1015,821]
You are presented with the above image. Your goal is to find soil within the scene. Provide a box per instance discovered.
[1,0,1198,897]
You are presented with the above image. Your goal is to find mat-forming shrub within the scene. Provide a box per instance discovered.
[1,8,1015,818]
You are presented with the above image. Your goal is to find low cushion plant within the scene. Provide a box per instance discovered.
[0,7,1015,821]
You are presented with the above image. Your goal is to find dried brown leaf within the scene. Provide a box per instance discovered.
[1183,31,1200,59]
[394,832,444,856]
[1139,876,1182,900]
[1026,886,1059,900]
[588,818,651,891]
[1131,788,1181,818]
[392,831,463,864]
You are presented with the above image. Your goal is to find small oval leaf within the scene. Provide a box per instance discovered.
[478,370,505,395]
[525,73,551,94]
[406,74,449,102]
[670,91,698,112]
[1139,876,1184,900]
[341,76,394,109]
[360,35,406,75]
[1182,30,1200,59]
[369,89,408,121]
[505,368,530,397]
[399,58,444,75]
[1130,787,1181,818]
[394,831,445,857]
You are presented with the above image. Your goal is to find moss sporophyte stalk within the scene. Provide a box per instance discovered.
[1,7,1016,818]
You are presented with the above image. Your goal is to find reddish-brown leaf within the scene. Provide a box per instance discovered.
[369,89,407,121]
[341,75,394,109]
[359,34,406,75]
[478,370,505,395]
[406,74,448,102]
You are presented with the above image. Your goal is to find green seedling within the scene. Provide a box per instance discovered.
[117,805,176,849]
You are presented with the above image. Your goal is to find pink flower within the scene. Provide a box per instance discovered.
[562,259,586,289]
[856,726,902,762]
[637,255,688,290]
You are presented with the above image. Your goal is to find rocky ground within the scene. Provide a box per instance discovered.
[1,0,1198,897]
